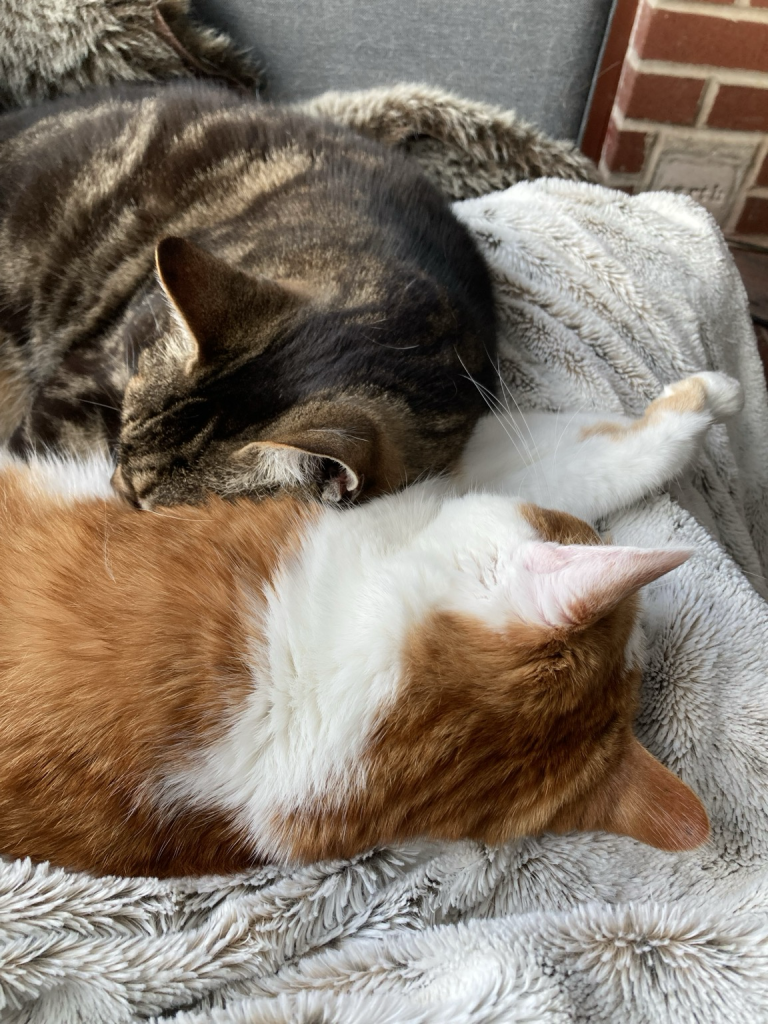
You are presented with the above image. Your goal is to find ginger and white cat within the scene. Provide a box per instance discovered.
[0,372,742,876]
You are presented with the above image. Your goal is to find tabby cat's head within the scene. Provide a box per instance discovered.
[116,237,409,508]
[116,235,479,508]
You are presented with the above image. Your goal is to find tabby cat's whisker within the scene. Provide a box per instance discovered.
[496,365,541,463]
[465,371,534,463]
[369,339,419,350]
[456,359,549,499]
[460,371,531,470]
[306,428,368,442]
[80,399,120,413]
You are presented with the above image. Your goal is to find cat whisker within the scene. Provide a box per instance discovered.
[80,399,120,413]
[460,373,535,478]
[137,507,215,522]
[457,370,515,437]
[455,354,549,499]
[740,570,767,584]
[461,369,534,460]
[484,361,537,468]
[495,363,540,463]
[493,392,539,479]
[306,428,368,442]
[551,407,587,464]
[368,339,419,350]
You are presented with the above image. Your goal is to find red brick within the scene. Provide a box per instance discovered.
[636,8,768,72]
[751,0,768,7]
[616,65,704,124]
[708,84,768,131]
[736,195,768,233]
[603,118,651,173]
[757,153,768,186]
[581,0,643,163]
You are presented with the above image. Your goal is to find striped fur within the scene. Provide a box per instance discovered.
[0,81,496,506]
[0,0,264,113]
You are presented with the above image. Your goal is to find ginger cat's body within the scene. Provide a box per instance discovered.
[0,373,742,876]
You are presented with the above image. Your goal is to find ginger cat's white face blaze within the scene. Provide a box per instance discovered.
[0,372,742,876]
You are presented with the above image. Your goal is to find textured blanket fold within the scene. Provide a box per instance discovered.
[294,85,596,199]
[0,0,265,111]
[0,2,596,201]
[2,180,767,1024]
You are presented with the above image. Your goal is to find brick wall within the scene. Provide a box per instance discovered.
[587,0,768,238]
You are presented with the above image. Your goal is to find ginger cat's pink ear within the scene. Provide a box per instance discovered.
[523,543,692,626]
[155,236,305,367]
[591,739,709,851]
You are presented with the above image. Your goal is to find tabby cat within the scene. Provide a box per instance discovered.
[0,80,495,506]
[0,371,741,877]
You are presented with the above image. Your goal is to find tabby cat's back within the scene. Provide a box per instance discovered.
[0,82,496,505]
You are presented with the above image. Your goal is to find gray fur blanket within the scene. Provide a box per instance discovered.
[2,181,767,1024]
[0,1,595,199]
[0,0,264,110]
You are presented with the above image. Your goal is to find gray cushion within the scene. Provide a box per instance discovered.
[190,0,613,140]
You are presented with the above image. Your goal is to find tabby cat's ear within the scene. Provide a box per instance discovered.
[588,739,709,851]
[232,435,367,502]
[523,543,691,626]
[155,236,304,368]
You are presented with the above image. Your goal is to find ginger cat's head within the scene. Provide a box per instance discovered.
[264,492,708,861]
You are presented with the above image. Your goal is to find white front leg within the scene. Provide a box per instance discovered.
[457,373,743,524]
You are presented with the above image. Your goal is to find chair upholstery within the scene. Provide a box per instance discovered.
[190,0,614,140]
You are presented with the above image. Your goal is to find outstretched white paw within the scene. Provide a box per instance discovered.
[661,372,744,423]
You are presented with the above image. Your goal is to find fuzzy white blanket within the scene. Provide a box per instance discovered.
[3,181,767,1024]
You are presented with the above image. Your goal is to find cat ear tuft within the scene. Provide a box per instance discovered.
[590,739,710,851]
[155,236,303,369]
[524,543,691,626]
[316,456,361,503]
[232,439,362,502]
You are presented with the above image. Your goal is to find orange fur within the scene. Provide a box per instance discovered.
[580,378,710,441]
[0,466,316,876]
[520,503,601,545]
[279,607,637,858]
[0,471,707,876]
[280,506,708,861]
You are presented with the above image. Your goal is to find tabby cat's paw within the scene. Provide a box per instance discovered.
[661,372,744,423]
